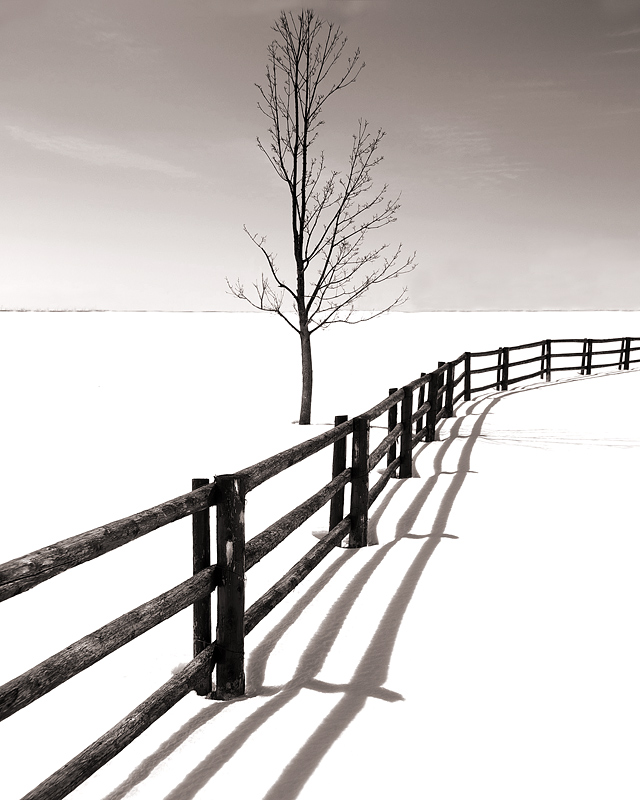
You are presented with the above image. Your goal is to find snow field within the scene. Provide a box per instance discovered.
[1,311,640,798]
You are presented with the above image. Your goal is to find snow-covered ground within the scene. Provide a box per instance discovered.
[1,311,640,799]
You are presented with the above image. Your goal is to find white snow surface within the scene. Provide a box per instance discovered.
[2,311,640,799]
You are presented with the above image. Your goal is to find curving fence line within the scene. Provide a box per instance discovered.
[0,335,638,800]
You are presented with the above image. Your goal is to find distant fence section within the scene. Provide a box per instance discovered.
[1,335,638,800]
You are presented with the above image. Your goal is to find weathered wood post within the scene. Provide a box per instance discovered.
[399,386,413,479]
[500,347,509,392]
[545,339,552,382]
[624,337,631,370]
[444,362,455,417]
[425,372,438,443]
[580,339,588,376]
[436,362,445,416]
[586,339,593,375]
[192,478,213,697]
[618,339,625,370]
[388,388,398,477]
[464,352,471,401]
[329,415,348,532]
[215,474,246,700]
[495,350,502,390]
[415,374,426,434]
[540,342,545,379]
[348,415,370,548]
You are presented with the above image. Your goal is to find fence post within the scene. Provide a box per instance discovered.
[388,388,399,477]
[545,339,551,382]
[495,350,502,390]
[348,415,370,548]
[329,415,348,532]
[464,352,471,401]
[192,478,213,697]
[214,474,246,700]
[540,342,545,380]
[415,374,426,434]
[624,337,631,370]
[425,373,438,443]
[444,362,455,417]
[585,339,593,375]
[617,339,624,370]
[399,386,414,478]
[580,339,588,376]
[500,347,509,392]
[436,362,445,416]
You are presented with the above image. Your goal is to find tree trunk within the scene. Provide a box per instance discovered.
[299,326,313,425]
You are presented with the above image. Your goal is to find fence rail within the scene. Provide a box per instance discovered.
[1,334,638,799]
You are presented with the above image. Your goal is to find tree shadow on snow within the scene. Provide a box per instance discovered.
[101,370,634,800]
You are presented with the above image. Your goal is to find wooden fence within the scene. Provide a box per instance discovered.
[1,335,638,799]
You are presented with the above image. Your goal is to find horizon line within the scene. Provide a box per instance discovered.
[2,308,640,314]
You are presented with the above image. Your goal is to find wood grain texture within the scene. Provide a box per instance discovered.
[244,518,350,636]
[215,475,246,700]
[192,478,212,696]
[246,468,351,570]
[237,420,353,492]
[19,644,216,800]
[0,566,218,722]
[0,482,216,602]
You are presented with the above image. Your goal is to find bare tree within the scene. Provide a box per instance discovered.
[228,8,415,424]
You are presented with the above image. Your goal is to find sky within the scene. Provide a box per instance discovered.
[1,0,639,311]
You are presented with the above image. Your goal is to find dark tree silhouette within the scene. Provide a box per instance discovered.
[228,9,415,424]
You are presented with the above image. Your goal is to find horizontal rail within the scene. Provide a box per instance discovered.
[586,337,631,344]
[452,388,466,406]
[452,370,465,387]
[361,386,405,421]
[508,353,545,369]
[548,338,593,344]
[591,348,624,357]
[403,371,432,394]
[369,455,402,507]
[19,643,217,800]
[237,419,353,493]
[412,426,428,448]
[468,347,501,358]
[368,422,403,472]
[507,339,546,351]
[0,567,218,720]
[245,468,352,570]
[469,362,501,375]
[0,566,218,722]
[507,369,544,386]
[411,400,431,424]
[471,380,502,394]
[244,517,351,635]
[551,349,596,359]
[0,482,217,603]
[551,361,620,373]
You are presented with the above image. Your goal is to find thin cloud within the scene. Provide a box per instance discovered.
[604,46,640,52]
[608,25,640,34]
[418,120,533,189]
[220,0,386,17]
[6,126,197,178]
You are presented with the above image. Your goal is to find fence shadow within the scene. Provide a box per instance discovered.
[98,368,637,800]
[99,394,503,800]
